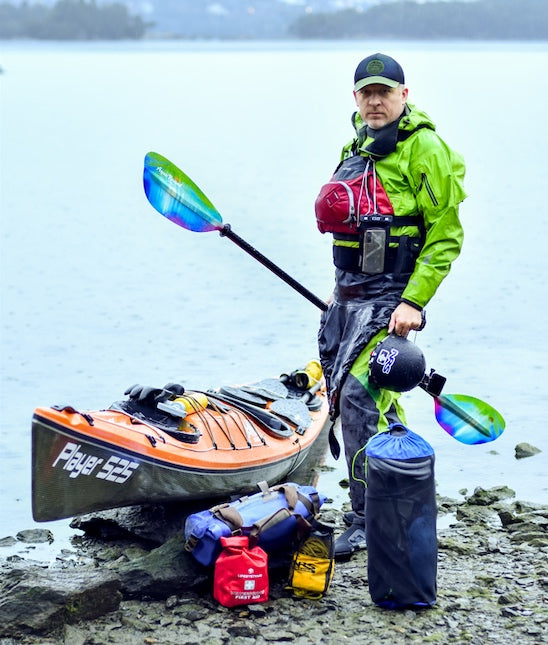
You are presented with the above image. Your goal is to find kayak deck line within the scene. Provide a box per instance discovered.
[31,407,302,466]
[32,413,302,473]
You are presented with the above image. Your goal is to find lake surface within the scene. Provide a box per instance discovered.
[1,39,547,555]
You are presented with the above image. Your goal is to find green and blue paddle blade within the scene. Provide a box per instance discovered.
[142,151,329,311]
[433,393,505,445]
[143,151,223,233]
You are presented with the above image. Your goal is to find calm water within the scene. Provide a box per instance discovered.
[1,39,547,556]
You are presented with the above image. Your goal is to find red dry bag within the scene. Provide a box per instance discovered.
[213,535,269,607]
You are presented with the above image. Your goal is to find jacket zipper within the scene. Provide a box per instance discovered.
[419,173,438,206]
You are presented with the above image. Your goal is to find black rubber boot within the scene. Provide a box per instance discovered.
[343,510,362,527]
[334,521,367,560]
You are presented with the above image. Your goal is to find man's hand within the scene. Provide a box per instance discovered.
[388,302,423,338]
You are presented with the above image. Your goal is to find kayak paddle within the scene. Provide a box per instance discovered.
[419,370,505,445]
[143,151,328,312]
[142,151,505,445]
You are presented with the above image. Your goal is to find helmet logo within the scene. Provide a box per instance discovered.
[369,336,425,392]
[375,348,399,375]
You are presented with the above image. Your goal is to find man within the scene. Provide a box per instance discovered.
[315,53,465,558]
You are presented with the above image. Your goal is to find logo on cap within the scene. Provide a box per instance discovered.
[366,60,385,75]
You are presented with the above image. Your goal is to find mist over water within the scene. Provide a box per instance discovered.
[1,40,547,550]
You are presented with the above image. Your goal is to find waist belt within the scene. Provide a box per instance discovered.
[332,240,421,274]
[332,214,424,275]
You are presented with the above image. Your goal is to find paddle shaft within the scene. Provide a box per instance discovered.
[220,224,328,312]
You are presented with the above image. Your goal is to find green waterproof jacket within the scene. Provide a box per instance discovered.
[339,103,466,309]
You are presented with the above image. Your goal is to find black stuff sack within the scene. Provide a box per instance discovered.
[287,518,335,599]
[365,423,437,609]
[184,482,326,567]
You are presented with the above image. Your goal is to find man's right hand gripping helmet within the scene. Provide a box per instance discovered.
[368,334,426,392]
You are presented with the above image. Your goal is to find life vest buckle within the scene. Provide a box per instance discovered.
[358,213,393,230]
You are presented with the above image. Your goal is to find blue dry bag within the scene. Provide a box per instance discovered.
[184,482,325,566]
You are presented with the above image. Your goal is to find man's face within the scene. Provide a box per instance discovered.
[354,83,408,129]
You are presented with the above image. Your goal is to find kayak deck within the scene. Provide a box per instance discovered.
[31,375,329,522]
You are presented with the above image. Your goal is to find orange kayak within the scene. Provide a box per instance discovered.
[31,368,329,522]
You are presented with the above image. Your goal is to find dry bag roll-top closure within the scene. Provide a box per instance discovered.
[366,423,437,609]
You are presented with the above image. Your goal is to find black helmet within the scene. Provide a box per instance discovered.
[368,335,426,392]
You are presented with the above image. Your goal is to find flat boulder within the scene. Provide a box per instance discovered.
[116,536,210,599]
[0,562,121,638]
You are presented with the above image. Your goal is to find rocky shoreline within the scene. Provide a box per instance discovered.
[1,483,547,645]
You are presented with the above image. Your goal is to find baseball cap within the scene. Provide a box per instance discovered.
[354,53,405,92]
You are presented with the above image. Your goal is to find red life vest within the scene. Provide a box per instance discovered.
[315,155,394,234]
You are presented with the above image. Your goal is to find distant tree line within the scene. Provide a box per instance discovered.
[1,0,546,40]
[289,0,548,40]
[0,0,149,39]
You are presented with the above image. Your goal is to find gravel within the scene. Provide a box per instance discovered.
[1,484,547,645]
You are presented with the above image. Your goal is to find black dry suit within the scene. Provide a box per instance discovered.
[315,104,466,518]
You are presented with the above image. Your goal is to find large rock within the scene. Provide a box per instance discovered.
[0,563,121,637]
[514,442,541,459]
[465,485,515,506]
[0,536,211,636]
[70,501,195,544]
[115,536,210,599]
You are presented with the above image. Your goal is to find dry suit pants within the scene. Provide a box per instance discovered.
[339,329,407,521]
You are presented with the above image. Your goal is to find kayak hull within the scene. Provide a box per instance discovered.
[32,381,329,522]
